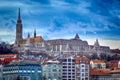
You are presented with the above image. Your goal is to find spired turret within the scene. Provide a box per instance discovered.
[93,39,100,51]
[34,29,36,38]
[94,39,100,47]
[75,33,80,39]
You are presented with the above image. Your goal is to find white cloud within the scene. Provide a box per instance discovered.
[0,1,25,7]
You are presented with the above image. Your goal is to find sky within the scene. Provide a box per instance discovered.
[0,0,120,49]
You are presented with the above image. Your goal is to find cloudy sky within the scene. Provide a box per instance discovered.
[0,0,120,49]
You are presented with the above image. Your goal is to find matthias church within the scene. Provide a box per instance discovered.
[15,8,110,58]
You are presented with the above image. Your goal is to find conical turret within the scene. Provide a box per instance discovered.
[75,33,80,39]
[94,39,100,47]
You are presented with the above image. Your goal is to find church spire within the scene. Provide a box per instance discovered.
[34,29,36,38]
[94,39,100,47]
[28,33,30,38]
[18,8,21,20]
[17,8,21,23]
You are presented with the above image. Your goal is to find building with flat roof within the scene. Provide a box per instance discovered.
[90,69,110,80]
[2,60,42,80]
[62,57,76,80]
[110,69,120,80]
[42,60,62,80]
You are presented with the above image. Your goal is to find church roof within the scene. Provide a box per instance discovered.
[22,36,44,44]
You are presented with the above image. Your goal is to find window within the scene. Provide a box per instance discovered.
[85,73,88,76]
[53,69,57,72]
[59,69,61,72]
[82,73,84,77]
[82,78,84,80]
[68,59,71,62]
[81,65,84,67]
[68,63,71,65]
[63,66,67,68]
[62,59,67,62]
[48,69,51,72]
[82,69,84,72]
[54,65,56,67]
[72,60,75,62]
[85,69,88,71]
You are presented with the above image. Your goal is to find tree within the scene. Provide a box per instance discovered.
[0,42,18,54]
[99,53,108,61]
[90,53,99,60]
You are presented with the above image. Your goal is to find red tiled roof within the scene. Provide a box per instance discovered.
[74,55,90,64]
[0,54,18,58]
[22,36,44,44]
[110,49,120,53]
[110,69,120,73]
[0,54,20,64]
[92,59,105,63]
[107,60,119,69]
[90,69,110,76]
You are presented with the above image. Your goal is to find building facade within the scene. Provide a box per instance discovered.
[90,60,106,69]
[90,69,110,80]
[0,65,3,80]
[45,35,110,58]
[110,69,120,80]
[45,34,89,57]
[42,60,62,80]
[2,61,42,80]
[62,57,76,80]
[74,55,90,80]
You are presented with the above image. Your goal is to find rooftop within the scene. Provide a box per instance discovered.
[90,69,110,76]
[4,60,40,67]
[91,59,105,63]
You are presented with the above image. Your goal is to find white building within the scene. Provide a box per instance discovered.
[62,57,76,80]
[118,61,120,68]
[90,59,106,69]
[42,60,62,80]
[74,55,90,80]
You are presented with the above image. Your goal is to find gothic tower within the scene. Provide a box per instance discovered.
[15,8,23,44]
